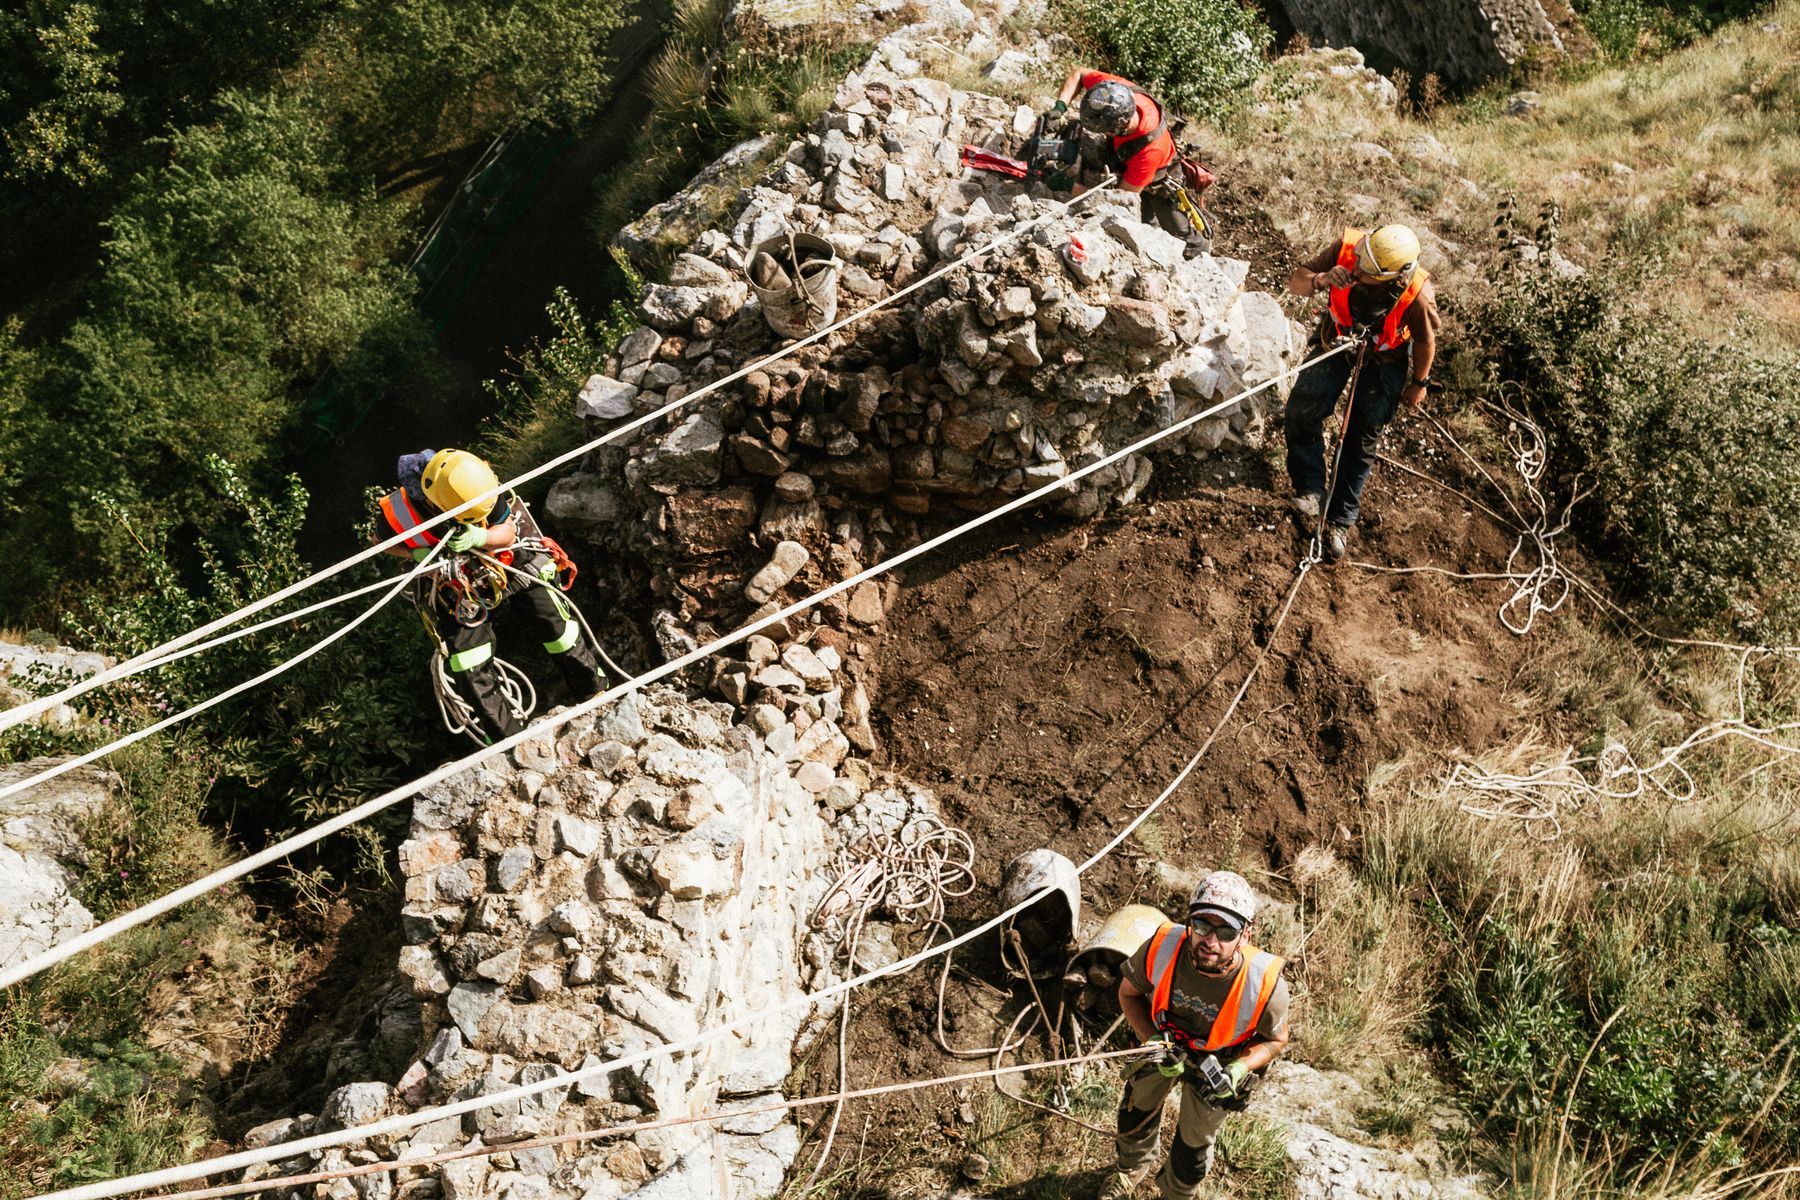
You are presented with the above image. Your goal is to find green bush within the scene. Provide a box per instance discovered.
[1573,0,1771,62]
[1471,243,1800,642]
[1052,0,1272,124]
[482,276,640,490]
[67,457,435,870]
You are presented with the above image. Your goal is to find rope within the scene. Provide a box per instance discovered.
[430,648,536,744]
[798,814,975,1194]
[2,334,1353,1002]
[27,409,1340,1198]
[143,1046,1157,1200]
[0,174,1122,737]
[1302,338,1367,566]
[1361,400,1800,834]
[0,544,448,804]
[1445,646,1800,838]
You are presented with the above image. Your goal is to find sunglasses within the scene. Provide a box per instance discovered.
[1191,919,1242,944]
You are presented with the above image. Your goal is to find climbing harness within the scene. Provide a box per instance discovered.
[417,505,624,744]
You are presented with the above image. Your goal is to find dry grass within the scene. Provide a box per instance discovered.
[1203,3,1800,355]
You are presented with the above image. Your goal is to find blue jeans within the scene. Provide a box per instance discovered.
[1283,353,1409,527]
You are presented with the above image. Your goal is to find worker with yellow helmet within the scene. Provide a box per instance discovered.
[1283,224,1441,561]
[376,448,605,743]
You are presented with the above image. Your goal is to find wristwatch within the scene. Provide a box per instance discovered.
[1409,376,1431,388]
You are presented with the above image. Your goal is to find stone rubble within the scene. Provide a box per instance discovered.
[549,21,1302,751]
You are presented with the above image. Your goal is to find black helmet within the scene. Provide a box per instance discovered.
[1079,81,1136,136]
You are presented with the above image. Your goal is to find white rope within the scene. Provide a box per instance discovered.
[0,178,1122,737]
[1447,646,1800,838]
[798,813,975,1194]
[431,648,536,743]
[20,342,1349,1200]
[0,544,448,804]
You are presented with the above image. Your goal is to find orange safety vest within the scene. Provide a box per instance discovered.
[379,488,441,550]
[1327,227,1429,353]
[1142,922,1284,1055]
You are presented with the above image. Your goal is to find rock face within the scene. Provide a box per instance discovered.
[1253,1062,1487,1198]
[0,758,115,970]
[1274,0,1566,88]
[240,683,944,1200]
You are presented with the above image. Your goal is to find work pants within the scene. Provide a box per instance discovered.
[1115,1061,1229,1200]
[1283,349,1410,527]
[423,555,602,743]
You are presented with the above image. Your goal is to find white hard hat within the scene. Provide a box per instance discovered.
[1188,870,1256,932]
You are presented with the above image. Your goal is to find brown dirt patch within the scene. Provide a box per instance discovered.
[795,424,1567,1191]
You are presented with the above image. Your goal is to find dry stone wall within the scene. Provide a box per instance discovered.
[552,54,1300,695]
[235,682,942,1200]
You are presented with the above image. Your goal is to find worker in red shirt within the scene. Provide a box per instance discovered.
[1054,68,1207,256]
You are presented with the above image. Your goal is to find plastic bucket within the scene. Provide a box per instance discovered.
[748,232,842,338]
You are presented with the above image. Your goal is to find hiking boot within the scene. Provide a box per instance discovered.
[1097,1170,1142,1200]
[1291,493,1323,522]
[1323,523,1351,563]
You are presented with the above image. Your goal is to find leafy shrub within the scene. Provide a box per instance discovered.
[1471,239,1800,641]
[1052,0,1272,124]
[68,457,436,871]
[482,275,640,490]
[1573,0,1771,62]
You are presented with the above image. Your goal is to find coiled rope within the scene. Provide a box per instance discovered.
[800,815,976,1194]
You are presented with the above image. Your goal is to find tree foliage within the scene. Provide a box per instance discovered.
[68,458,433,846]
[0,0,632,615]
[1052,0,1273,124]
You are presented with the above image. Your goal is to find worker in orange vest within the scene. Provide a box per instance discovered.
[1100,871,1290,1200]
[1284,224,1441,562]
[376,448,605,743]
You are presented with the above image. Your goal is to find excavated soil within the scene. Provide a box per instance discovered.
[796,420,1561,1188]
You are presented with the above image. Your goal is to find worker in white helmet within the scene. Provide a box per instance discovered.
[1284,223,1441,562]
[1099,871,1290,1200]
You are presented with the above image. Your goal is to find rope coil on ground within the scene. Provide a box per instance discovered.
[799,814,976,1193]
[1445,646,1800,838]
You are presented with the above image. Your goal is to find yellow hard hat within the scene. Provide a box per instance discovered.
[1356,224,1422,281]
[421,449,499,522]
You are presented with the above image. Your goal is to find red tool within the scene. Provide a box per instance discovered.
[959,145,1030,178]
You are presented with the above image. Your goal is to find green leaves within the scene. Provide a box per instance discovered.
[1474,248,1800,642]
[1053,0,1272,125]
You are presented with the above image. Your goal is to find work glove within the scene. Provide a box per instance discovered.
[446,524,489,553]
[1043,170,1074,193]
[1145,1033,1185,1079]
[1050,99,1068,115]
[1209,1059,1251,1100]
[409,546,432,563]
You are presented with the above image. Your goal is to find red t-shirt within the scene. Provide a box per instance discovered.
[1078,71,1177,188]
